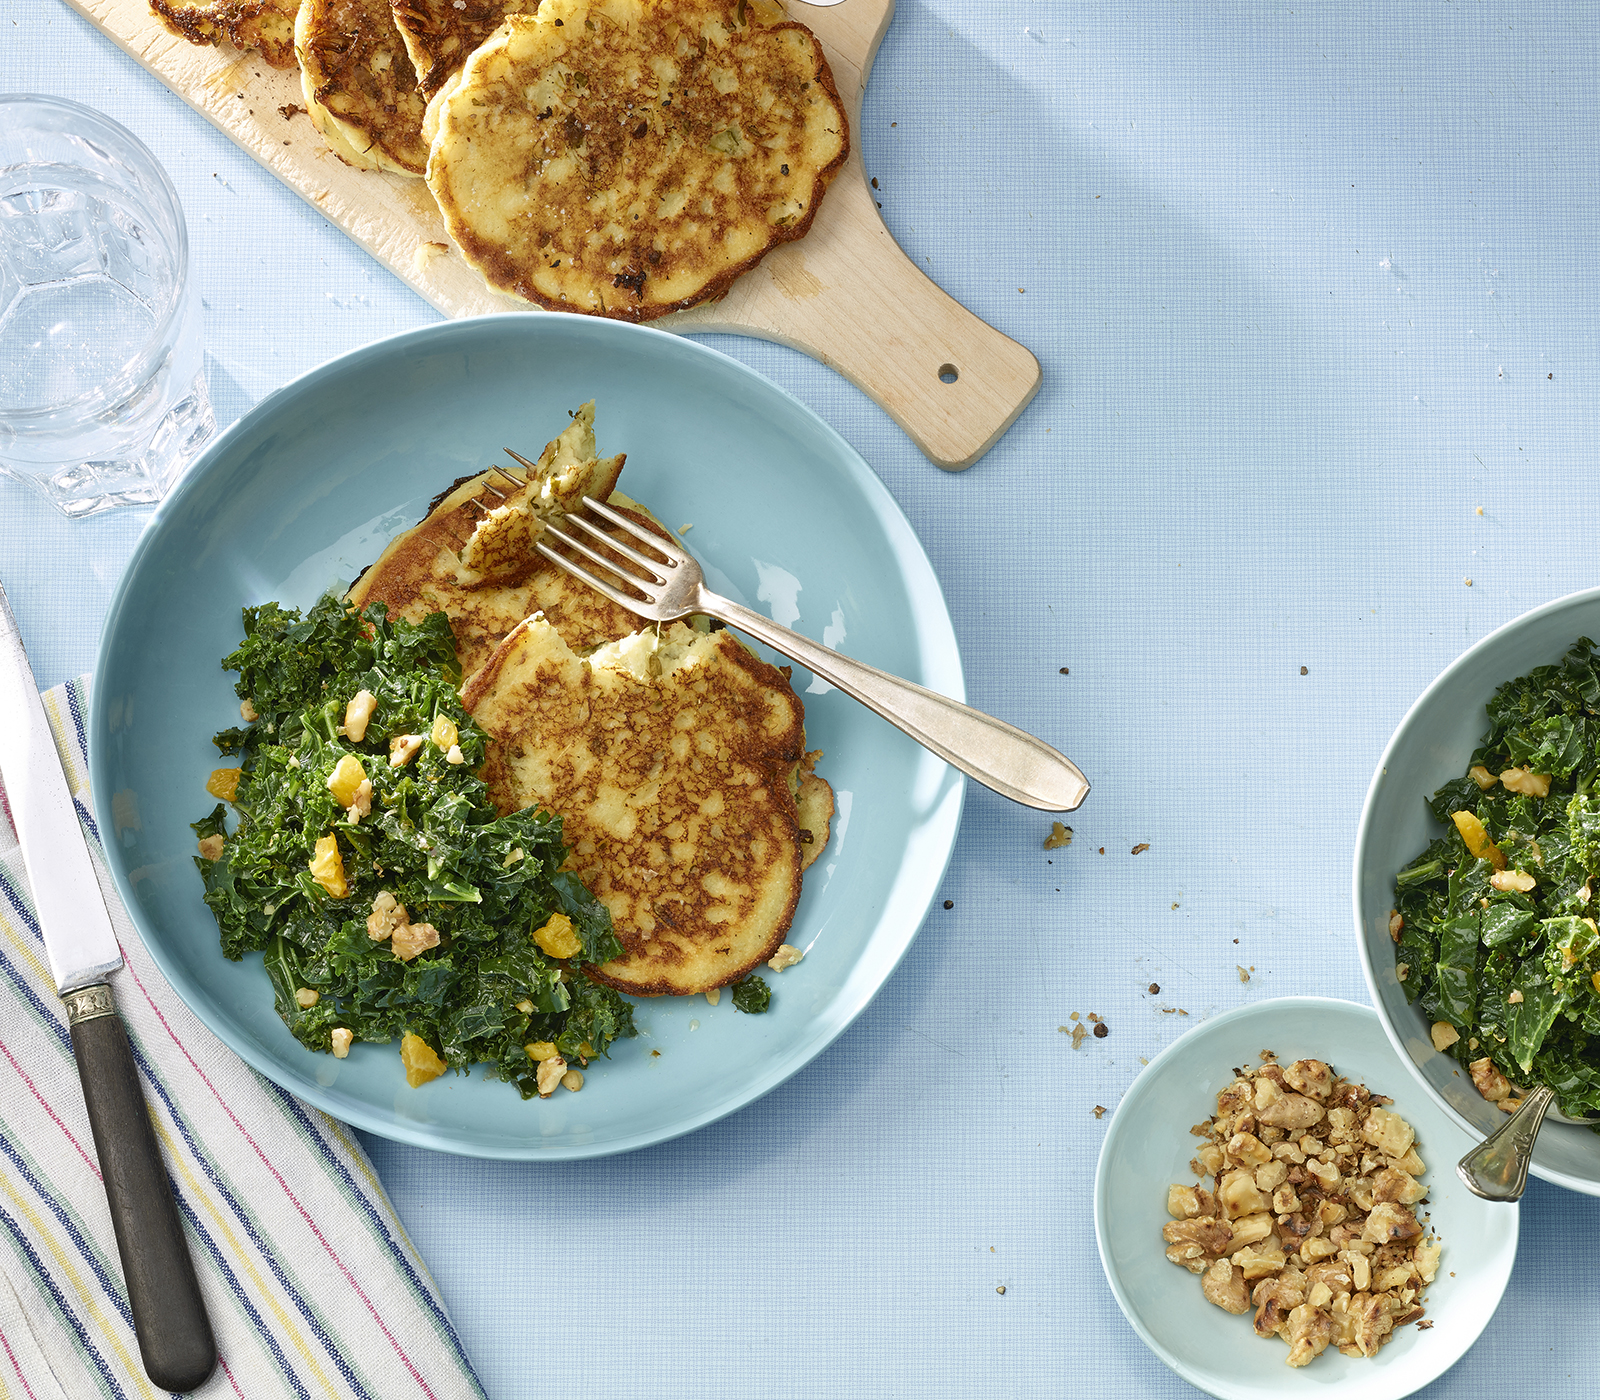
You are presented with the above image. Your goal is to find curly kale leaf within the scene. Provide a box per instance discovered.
[196,595,636,1089]
[1395,637,1600,1126]
[731,975,771,1014]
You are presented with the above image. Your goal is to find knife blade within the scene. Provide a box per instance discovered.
[0,579,216,1393]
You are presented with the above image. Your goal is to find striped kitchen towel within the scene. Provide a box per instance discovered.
[0,677,486,1400]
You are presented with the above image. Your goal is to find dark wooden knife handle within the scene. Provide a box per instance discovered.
[67,986,216,1392]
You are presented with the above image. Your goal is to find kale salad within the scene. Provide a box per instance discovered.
[193,594,637,1098]
[1393,637,1600,1122]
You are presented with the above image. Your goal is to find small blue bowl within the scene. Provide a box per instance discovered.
[1096,996,1517,1399]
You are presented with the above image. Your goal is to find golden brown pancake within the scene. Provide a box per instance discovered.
[390,0,534,97]
[296,0,431,175]
[463,617,809,994]
[423,0,849,321]
[149,0,299,67]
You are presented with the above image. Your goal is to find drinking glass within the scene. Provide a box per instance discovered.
[0,95,214,517]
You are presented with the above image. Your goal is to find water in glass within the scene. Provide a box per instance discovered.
[0,96,214,517]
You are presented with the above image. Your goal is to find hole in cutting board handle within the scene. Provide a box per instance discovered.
[937,363,959,384]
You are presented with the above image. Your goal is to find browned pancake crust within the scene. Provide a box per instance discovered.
[391,0,533,96]
[299,0,431,174]
[150,0,299,66]
[795,765,832,872]
[464,620,806,994]
[426,0,849,321]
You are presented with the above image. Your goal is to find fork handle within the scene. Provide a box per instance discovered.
[705,595,1089,812]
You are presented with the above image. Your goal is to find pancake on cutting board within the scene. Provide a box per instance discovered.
[150,0,299,66]
[296,0,432,174]
[423,0,849,321]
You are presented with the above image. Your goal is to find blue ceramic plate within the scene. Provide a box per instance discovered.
[1095,997,1517,1400]
[91,315,965,1159]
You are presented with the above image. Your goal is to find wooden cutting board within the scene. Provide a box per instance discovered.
[64,0,1040,469]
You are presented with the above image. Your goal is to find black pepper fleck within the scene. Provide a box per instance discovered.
[1093,1022,1109,1038]
[942,899,954,910]
[1148,982,1160,995]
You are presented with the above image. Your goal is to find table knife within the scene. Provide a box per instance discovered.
[0,580,215,1393]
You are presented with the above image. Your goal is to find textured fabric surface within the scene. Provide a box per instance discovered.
[6,1,1600,1395]
[0,679,485,1400]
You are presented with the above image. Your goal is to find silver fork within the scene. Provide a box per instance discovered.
[535,496,1089,812]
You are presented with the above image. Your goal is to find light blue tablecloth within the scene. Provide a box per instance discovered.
[5,3,1598,1395]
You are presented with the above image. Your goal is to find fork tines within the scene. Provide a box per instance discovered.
[534,496,678,616]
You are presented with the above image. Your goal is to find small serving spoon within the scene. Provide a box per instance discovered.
[1456,1084,1595,1201]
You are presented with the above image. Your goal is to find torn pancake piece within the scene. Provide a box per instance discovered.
[463,616,819,995]
[296,0,432,175]
[424,0,849,321]
[346,402,634,678]
[150,0,299,66]
[391,0,534,97]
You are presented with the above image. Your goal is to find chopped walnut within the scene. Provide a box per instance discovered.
[1162,1050,1441,1368]
[391,920,441,962]
[1430,1021,1460,1052]
[1499,767,1551,797]
[345,778,373,822]
[536,1055,568,1097]
[367,889,408,942]
[1201,1258,1251,1314]
[389,733,425,768]
[768,943,803,972]
[342,689,378,743]
[1283,1060,1332,1099]
[1284,1303,1335,1367]
[197,833,225,861]
[1468,1056,1512,1103]
[330,1027,353,1058]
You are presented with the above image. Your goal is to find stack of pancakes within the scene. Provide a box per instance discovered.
[153,0,849,322]
[348,406,832,996]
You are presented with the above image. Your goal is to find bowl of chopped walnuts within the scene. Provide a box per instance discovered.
[1093,997,1517,1400]
[1354,586,1600,1195]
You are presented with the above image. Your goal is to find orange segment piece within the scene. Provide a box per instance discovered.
[309,833,350,898]
[400,1032,448,1087]
[532,912,582,959]
[1451,810,1506,871]
[326,754,368,808]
